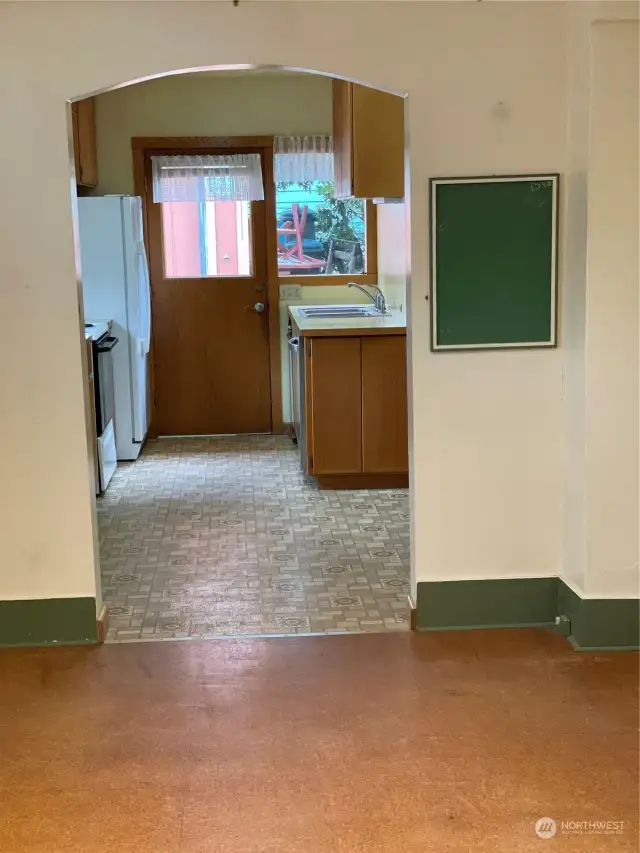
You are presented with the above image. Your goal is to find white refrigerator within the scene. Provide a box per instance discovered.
[78,196,151,461]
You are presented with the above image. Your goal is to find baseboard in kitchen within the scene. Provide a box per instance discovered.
[316,472,408,490]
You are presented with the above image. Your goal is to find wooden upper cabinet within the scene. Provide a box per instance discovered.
[332,79,354,200]
[72,97,98,188]
[332,79,404,200]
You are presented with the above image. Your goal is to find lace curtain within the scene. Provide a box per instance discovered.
[274,136,333,183]
[151,154,264,203]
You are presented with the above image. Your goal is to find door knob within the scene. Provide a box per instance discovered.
[253,302,266,313]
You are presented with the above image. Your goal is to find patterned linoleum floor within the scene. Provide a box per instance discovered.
[98,435,410,642]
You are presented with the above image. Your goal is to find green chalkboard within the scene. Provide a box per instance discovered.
[429,175,558,350]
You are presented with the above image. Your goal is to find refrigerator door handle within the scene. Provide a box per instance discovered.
[138,241,152,354]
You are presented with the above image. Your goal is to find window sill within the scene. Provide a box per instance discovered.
[276,273,378,287]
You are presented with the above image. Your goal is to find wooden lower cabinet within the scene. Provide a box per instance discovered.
[362,336,409,474]
[307,337,362,475]
[305,333,408,488]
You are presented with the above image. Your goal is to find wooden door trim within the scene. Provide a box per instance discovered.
[132,136,275,151]
[305,337,314,474]
[132,144,156,435]
[261,142,283,432]
[132,135,283,436]
[71,103,82,185]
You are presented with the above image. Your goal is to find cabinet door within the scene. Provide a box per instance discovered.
[308,337,362,475]
[351,85,405,199]
[361,336,408,473]
[332,79,353,199]
[72,104,82,187]
[72,98,98,187]
[333,80,404,200]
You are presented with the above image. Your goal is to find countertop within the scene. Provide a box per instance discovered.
[289,306,406,337]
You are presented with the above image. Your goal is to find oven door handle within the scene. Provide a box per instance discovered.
[96,335,119,352]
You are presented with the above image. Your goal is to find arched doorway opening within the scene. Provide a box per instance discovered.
[72,65,413,643]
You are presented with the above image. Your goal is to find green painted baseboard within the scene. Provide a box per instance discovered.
[557,581,639,650]
[1,586,636,651]
[416,578,639,650]
[0,597,98,647]
[416,577,558,631]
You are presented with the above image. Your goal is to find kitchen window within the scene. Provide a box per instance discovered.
[274,136,377,284]
[276,181,369,277]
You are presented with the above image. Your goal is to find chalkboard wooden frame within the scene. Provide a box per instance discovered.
[429,174,559,351]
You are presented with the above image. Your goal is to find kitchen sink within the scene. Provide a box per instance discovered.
[299,304,385,319]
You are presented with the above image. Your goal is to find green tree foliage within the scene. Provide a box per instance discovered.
[311,182,365,250]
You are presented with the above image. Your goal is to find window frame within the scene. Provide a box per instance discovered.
[159,197,257,280]
[149,149,268,284]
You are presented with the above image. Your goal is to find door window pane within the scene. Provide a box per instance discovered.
[276,181,366,276]
[161,201,252,278]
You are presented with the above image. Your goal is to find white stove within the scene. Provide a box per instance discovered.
[85,319,118,493]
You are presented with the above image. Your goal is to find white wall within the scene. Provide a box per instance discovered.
[0,0,630,609]
[94,72,332,194]
[561,12,639,601]
[409,7,566,590]
[561,2,592,595]
[376,203,408,313]
[583,21,639,597]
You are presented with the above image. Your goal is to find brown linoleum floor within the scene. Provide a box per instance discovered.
[0,629,638,852]
[98,436,410,641]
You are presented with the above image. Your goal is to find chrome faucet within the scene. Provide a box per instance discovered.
[347,282,387,314]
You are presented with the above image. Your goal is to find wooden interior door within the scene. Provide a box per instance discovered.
[146,149,272,436]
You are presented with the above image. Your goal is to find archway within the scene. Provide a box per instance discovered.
[71,64,414,642]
